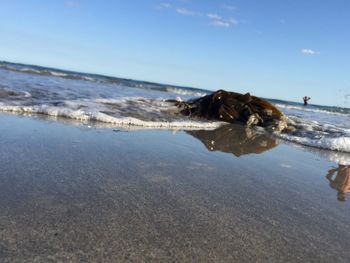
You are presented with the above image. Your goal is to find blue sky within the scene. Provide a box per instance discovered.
[0,0,349,107]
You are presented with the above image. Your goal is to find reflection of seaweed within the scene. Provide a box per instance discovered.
[186,124,278,157]
[326,165,350,202]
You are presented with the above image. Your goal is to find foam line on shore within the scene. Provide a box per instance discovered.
[0,104,222,129]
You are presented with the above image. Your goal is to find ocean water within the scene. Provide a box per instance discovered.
[1,61,349,157]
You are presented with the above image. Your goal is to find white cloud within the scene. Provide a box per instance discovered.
[159,2,172,9]
[176,8,200,16]
[221,4,236,11]
[301,49,317,55]
[207,13,222,20]
[210,17,238,28]
[228,17,238,25]
[157,3,238,29]
[206,10,238,28]
[210,20,231,27]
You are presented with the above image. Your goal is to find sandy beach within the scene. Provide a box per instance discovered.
[0,113,349,262]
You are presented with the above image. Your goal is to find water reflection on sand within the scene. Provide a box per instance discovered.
[186,124,278,157]
[326,165,350,201]
[186,124,350,202]
[301,146,350,202]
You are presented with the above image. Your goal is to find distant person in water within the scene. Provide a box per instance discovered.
[326,165,350,201]
[303,96,311,105]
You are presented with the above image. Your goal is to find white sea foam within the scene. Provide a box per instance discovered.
[49,71,68,77]
[82,76,97,82]
[166,87,208,97]
[0,88,31,98]
[0,104,221,129]
[276,103,349,116]
[278,137,350,164]
[19,68,42,74]
[275,115,350,153]
[326,152,350,165]
[23,91,32,98]
[278,133,350,153]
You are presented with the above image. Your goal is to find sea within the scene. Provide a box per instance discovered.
[1,61,349,162]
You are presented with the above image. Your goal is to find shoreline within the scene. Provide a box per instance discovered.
[1,113,350,262]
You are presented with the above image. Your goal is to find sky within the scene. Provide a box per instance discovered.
[0,0,349,107]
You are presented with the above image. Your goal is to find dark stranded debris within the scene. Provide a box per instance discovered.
[169,90,287,132]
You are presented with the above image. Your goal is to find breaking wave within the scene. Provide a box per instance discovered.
[1,61,350,152]
[275,103,350,116]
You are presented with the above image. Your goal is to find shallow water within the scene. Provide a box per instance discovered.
[0,61,349,153]
[1,114,350,262]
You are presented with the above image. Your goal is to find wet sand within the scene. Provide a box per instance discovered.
[1,113,350,262]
